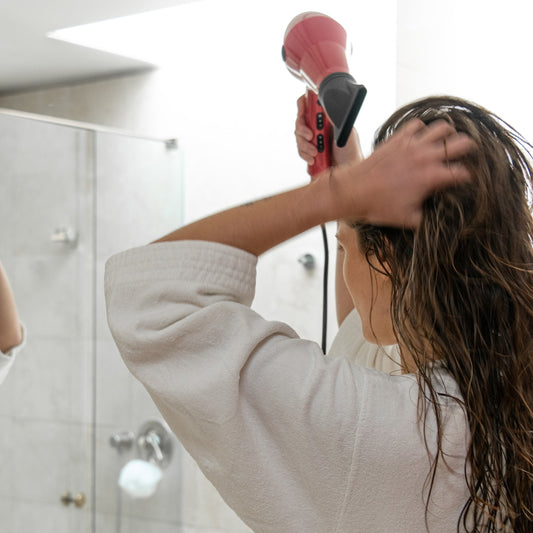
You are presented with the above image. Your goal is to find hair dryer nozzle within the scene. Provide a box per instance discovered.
[318,73,367,147]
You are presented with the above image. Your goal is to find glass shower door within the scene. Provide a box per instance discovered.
[0,113,95,532]
[0,110,183,533]
[93,131,184,532]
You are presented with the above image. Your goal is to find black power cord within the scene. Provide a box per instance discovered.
[320,224,329,354]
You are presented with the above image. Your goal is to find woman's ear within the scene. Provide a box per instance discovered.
[366,241,392,278]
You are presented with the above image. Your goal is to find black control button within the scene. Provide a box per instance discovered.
[317,134,325,153]
[317,113,324,130]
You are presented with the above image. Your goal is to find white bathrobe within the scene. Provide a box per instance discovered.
[105,240,471,533]
[0,325,24,384]
[327,307,401,373]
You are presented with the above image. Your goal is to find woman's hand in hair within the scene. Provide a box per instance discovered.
[329,119,475,228]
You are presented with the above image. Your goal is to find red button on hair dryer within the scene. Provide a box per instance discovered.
[282,12,367,177]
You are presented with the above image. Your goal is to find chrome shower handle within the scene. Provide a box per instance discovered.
[136,420,173,468]
[142,431,164,463]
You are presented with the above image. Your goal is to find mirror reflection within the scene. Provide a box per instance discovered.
[1,0,531,532]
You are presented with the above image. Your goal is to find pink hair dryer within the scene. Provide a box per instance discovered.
[282,12,366,177]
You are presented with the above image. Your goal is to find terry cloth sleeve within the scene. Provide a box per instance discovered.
[0,323,25,385]
[104,240,366,532]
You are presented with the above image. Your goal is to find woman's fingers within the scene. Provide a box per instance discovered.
[296,132,317,163]
[413,119,475,163]
[396,117,427,138]
[396,119,476,180]
[418,119,455,142]
[295,95,317,164]
[440,133,475,161]
[357,118,476,228]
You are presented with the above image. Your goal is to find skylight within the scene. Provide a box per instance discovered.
[47,2,210,66]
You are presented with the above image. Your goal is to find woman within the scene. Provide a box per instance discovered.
[105,96,532,531]
[0,261,23,384]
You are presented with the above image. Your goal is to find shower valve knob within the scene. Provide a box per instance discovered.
[298,253,316,270]
[60,491,86,508]
[110,430,135,452]
[51,227,78,246]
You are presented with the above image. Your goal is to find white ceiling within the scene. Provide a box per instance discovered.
[0,0,198,94]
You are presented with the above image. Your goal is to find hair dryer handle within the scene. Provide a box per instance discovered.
[305,89,333,178]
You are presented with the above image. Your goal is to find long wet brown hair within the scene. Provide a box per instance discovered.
[358,96,533,531]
